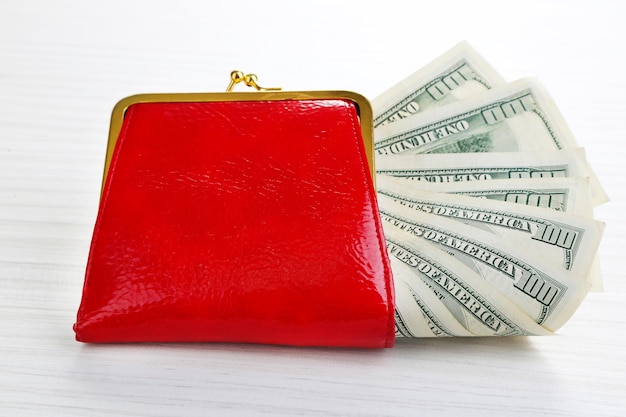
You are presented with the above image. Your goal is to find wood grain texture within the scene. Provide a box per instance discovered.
[1,1,625,416]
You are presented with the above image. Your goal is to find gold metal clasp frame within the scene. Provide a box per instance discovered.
[100,74,374,196]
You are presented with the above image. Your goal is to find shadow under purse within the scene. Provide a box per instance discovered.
[74,72,395,348]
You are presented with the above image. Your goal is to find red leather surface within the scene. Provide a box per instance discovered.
[74,98,395,348]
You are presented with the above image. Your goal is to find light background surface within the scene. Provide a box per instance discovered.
[1,1,624,416]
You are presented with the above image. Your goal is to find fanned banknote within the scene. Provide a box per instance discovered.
[374,148,607,206]
[375,175,593,216]
[372,41,607,336]
[379,195,591,332]
[373,77,608,204]
[373,41,505,127]
[376,177,604,282]
[377,175,607,292]
[374,78,580,155]
[387,225,552,337]
[394,270,475,338]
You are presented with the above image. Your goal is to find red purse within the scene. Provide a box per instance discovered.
[74,73,395,348]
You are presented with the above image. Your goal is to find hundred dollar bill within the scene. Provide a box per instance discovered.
[378,196,591,331]
[373,41,505,127]
[387,225,552,337]
[395,272,474,338]
[377,175,605,291]
[375,148,607,206]
[376,179,605,281]
[374,77,579,154]
[375,176,593,216]
[373,78,608,203]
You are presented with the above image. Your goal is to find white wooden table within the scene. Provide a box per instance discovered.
[1,1,624,416]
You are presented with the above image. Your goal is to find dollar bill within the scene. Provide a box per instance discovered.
[373,41,506,127]
[376,175,593,216]
[376,180,605,281]
[377,175,605,291]
[374,77,580,155]
[378,196,591,331]
[395,272,475,338]
[375,148,607,205]
[373,78,608,204]
[387,225,552,337]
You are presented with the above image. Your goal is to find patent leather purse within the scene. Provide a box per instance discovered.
[74,72,395,348]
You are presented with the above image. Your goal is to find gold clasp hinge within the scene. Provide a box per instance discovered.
[225,70,282,92]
